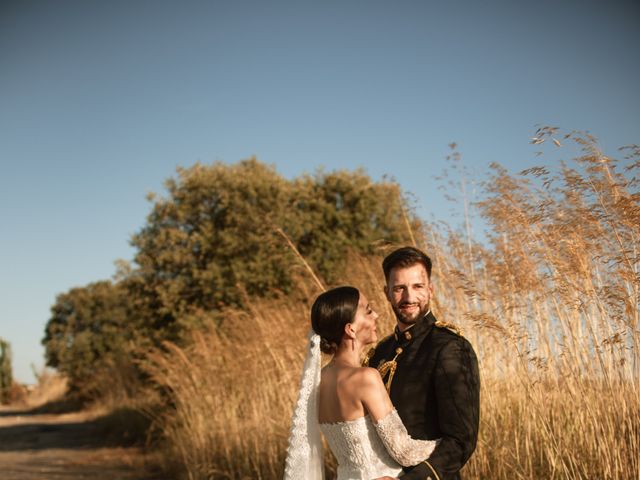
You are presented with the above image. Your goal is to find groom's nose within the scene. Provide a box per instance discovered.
[402,287,416,303]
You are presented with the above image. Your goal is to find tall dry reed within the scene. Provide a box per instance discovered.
[143,132,639,479]
[143,287,321,479]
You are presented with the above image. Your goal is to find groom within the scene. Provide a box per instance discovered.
[366,246,480,480]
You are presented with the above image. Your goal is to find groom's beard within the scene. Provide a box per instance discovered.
[392,301,430,328]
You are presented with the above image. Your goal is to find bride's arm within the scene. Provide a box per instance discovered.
[373,408,438,467]
[359,368,438,467]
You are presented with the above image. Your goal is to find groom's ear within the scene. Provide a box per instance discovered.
[383,284,391,301]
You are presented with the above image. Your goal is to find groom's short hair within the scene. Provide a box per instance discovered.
[383,246,432,281]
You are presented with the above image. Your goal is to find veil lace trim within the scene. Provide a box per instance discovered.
[283,329,324,480]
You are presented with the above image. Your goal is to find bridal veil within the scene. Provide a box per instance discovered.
[283,329,325,480]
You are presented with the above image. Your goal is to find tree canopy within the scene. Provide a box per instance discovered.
[42,281,131,394]
[42,158,420,391]
[124,158,418,340]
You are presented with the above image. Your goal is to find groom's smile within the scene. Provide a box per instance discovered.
[399,302,419,314]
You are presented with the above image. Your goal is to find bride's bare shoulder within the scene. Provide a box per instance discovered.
[322,364,382,391]
[352,366,384,387]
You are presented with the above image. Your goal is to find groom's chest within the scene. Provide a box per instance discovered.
[373,334,439,394]
[373,334,442,435]
[390,336,436,393]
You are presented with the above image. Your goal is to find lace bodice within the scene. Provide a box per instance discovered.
[320,415,402,480]
[319,409,437,480]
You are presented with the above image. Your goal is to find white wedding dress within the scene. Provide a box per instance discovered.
[319,409,437,480]
[282,332,436,480]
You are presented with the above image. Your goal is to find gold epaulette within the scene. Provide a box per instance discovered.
[434,320,463,337]
[362,333,393,366]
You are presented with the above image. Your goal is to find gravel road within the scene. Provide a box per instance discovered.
[0,405,164,480]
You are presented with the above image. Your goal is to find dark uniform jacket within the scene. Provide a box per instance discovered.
[367,311,480,480]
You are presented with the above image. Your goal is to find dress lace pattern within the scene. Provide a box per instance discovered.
[319,409,437,480]
[373,409,438,466]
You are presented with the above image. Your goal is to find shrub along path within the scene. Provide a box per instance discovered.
[0,405,162,480]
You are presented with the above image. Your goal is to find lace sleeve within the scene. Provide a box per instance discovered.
[373,409,439,467]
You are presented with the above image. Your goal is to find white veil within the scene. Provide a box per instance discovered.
[283,329,324,480]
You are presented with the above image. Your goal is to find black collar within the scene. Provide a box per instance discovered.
[393,311,436,346]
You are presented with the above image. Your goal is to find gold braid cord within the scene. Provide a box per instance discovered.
[377,347,403,394]
[362,334,393,367]
[362,346,375,367]
[423,460,442,480]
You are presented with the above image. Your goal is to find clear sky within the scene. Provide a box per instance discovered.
[1,0,638,383]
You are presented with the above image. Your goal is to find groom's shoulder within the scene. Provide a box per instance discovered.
[429,321,479,377]
[434,319,464,337]
[429,319,475,352]
[430,317,472,342]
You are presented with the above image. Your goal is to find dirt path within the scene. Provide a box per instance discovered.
[0,405,164,480]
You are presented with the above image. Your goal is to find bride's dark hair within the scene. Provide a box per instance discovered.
[311,286,360,354]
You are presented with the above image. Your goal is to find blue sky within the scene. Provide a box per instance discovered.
[1,0,638,383]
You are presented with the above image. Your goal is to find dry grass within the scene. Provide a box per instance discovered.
[20,369,69,409]
[143,290,317,479]
[141,132,639,479]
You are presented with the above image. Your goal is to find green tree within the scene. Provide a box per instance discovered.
[0,338,12,404]
[125,158,296,341]
[42,281,132,395]
[125,158,418,343]
[42,159,421,393]
[290,168,420,281]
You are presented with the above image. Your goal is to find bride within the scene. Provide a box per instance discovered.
[284,286,438,480]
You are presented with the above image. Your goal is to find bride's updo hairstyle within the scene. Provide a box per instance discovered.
[311,286,360,354]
